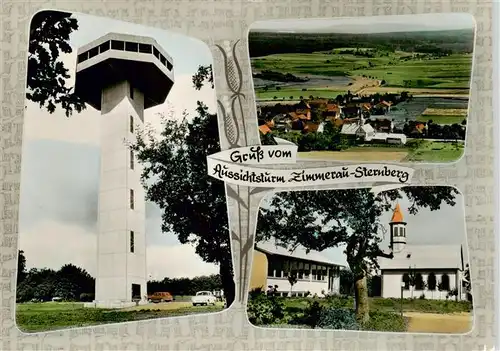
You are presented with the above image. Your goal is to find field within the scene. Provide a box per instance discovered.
[248,295,473,333]
[297,141,464,163]
[416,115,466,125]
[16,301,225,333]
[252,50,472,101]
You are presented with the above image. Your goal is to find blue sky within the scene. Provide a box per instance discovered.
[259,187,468,268]
[20,12,219,280]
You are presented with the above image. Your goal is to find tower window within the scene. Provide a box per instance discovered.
[111,40,125,50]
[167,60,173,71]
[125,42,139,52]
[130,189,135,210]
[153,47,160,59]
[129,115,134,133]
[88,47,99,59]
[77,52,89,63]
[99,41,110,53]
[139,43,152,54]
[130,150,134,170]
[130,231,135,253]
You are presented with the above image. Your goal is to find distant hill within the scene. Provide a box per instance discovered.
[248,29,474,57]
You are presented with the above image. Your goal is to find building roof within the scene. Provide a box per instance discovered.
[391,203,405,223]
[340,122,359,135]
[255,240,345,267]
[378,244,464,270]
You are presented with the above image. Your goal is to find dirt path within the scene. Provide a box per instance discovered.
[405,312,472,333]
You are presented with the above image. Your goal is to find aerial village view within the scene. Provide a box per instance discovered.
[251,15,474,163]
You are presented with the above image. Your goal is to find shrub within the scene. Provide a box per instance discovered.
[362,311,407,332]
[316,307,360,330]
[247,290,285,326]
[298,300,324,328]
[79,293,94,302]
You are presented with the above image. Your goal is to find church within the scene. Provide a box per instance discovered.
[377,203,468,301]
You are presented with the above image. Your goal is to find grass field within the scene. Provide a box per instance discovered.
[251,51,472,90]
[16,301,224,333]
[296,141,464,163]
[416,115,466,125]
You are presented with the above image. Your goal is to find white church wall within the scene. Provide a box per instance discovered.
[382,271,461,300]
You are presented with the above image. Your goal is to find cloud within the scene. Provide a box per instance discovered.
[19,219,219,280]
[20,220,98,275]
[147,245,219,280]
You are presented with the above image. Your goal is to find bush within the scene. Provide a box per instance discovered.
[316,307,360,330]
[247,290,285,326]
[299,300,324,328]
[362,311,407,332]
[79,293,94,302]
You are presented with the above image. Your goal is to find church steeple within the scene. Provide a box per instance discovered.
[389,203,407,253]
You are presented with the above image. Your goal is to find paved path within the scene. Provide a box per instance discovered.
[405,312,472,333]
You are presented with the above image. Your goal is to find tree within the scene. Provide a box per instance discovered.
[17,250,27,285]
[287,274,298,296]
[131,74,235,306]
[192,65,214,90]
[462,264,472,302]
[427,272,437,298]
[27,11,86,117]
[256,186,458,323]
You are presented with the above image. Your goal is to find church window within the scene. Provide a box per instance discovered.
[427,272,437,290]
[440,273,450,291]
[415,273,424,290]
[402,273,410,290]
[297,262,304,279]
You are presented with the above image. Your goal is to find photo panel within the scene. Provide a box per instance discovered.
[249,13,475,164]
[17,10,234,333]
[247,185,473,334]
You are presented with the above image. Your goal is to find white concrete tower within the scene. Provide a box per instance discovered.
[389,203,407,254]
[74,33,174,308]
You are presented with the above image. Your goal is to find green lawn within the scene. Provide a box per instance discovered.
[251,51,472,89]
[255,87,344,101]
[405,140,464,162]
[416,115,467,125]
[16,302,223,333]
[282,296,471,315]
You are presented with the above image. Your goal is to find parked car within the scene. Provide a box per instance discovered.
[51,297,62,302]
[149,292,174,303]
[191,291,217,306]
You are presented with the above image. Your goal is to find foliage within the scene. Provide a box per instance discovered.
[362,311,406,332]
[131,101,235,307]
[16,263,95,303]
[316,307,360,330]
[17,250,27,285]
[256,186,459,322]
[147,274,223,296]
[247,289,285,325]
[27,11,86,117]
[192,65,214,90]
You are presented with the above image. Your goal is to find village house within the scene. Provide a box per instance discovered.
[294,100,312,120]
[377,204,468,301]
[250,240,345,297]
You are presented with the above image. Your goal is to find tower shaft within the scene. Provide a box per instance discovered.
[94,81,147,307]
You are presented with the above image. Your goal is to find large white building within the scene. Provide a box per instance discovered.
[74,33,175,308]
[378,204,467,300]
[250,240,345,297]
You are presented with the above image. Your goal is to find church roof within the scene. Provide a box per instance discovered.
[390,203,404,223]
[255,240,345,267]
[378,244,464,270]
